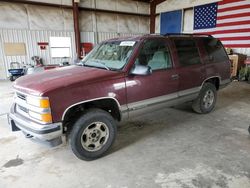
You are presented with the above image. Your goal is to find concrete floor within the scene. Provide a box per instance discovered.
[0,80,250,188]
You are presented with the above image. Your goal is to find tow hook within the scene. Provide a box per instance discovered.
[22,131,33,138]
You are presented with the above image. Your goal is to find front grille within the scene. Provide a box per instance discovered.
[17,105,28,113]
[15,92,29,118]
[14,91,50,124]
[16,92,26,101]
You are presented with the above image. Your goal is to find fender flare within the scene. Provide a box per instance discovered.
[61,97,122,121]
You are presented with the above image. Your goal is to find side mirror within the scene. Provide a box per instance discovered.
[130,64,152,76]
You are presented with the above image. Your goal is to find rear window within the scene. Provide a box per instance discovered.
[174,39,201,66]
[203,38,228,63]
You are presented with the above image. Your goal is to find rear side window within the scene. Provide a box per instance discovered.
[203,38,228,63]
[174,39,201,66]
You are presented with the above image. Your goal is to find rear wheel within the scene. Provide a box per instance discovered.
[192,82,217,114]
[69,109,117,161]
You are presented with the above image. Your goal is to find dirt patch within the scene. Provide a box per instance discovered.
[0,136,17,144]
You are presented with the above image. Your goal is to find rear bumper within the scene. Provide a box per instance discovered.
[8,104,63,142]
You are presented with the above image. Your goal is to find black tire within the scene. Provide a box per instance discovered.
[10,76,14,81]
[192,82,217,114]
[69,109,117,161]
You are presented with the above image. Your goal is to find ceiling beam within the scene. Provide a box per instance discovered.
[79,7,149,17]
[0,0,150,17]
[0,0,72,9]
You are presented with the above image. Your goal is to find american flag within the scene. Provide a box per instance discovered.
[194,0,250,48]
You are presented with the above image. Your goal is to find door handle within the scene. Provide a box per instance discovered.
[171,74,179,80]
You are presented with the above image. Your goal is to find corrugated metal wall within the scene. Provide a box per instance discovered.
[0,29,147,79]
[0,1,150,79]
[0,29,76,78]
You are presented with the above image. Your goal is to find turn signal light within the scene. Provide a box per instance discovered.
[40,99,50,108]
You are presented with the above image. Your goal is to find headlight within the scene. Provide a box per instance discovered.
[26,95,52,123]
[26,96,50,108]
[29,111,52,123]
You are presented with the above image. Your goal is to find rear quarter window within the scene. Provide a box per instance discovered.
[174,39,201,66]
[203,38,228,63]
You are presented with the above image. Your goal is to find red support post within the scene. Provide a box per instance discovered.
[150,1,156,34]
[72,0,81,59]
[150,0,166,34]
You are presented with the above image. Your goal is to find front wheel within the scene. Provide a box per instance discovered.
[69,109,117,161]
[192,82,217,114]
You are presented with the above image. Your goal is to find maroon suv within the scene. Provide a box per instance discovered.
[9,34,231,160]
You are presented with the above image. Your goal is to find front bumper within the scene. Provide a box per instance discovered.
[8,104,63,142]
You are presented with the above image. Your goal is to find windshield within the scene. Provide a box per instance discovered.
[81,40,137,70]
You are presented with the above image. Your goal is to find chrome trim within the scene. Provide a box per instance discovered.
[120,105,129,120]
[120,105,128,113]
[178,87,200,97]
[62,97,123,121]
[126,87,200,112]
[128,93,198,118]
[14,90,51,125]
[201,76,221,88]
[127,93,178,111]
[15,89,49,100]
[15,97,51,114]
[14,104,51,125]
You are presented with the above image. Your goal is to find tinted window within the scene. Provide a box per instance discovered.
[174,39,201,66]
[136,39,172,71]
[203,38,228,63]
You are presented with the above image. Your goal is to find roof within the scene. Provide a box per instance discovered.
[104,33,213,43]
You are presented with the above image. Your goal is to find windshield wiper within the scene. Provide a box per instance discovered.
[83,61,110,70]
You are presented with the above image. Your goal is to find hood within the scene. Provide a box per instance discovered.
[14,65,124,96]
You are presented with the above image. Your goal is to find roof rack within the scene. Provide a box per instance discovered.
[163,33,213,37]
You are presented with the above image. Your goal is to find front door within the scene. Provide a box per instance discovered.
[126,38,179,117]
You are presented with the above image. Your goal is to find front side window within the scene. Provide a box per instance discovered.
[203,38,228,63]
[174,39,201,66]
[81,41,136,70]
[136,39,172,71]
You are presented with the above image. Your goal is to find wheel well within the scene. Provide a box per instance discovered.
[205,77,220,90]
[62,99,121,133]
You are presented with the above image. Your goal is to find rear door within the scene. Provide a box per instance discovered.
[125,38,179,117]
[171,38,205,96]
